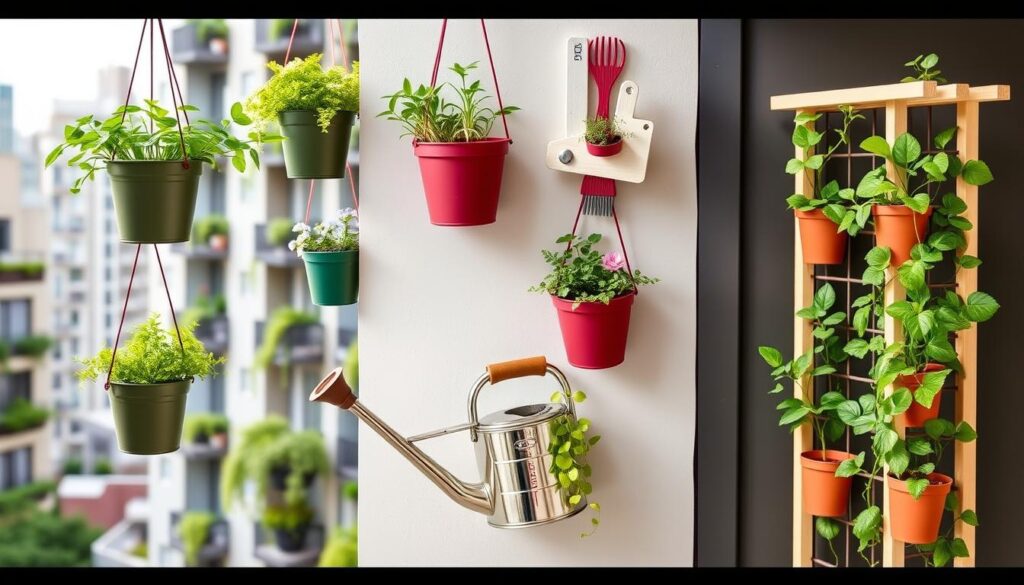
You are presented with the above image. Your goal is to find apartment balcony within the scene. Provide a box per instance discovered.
[335,436,357,479]
[172,22,229,66]
[0,400,49,437]
[169,513,230,567]
[90,499,149,567]
[254,522,325,567]
[335,326,356,363]
[193,315,229,356]
[52,218,86,235]
[0,251,45,284]
[170,241,229,260]
[254,224,302,267]
[255,19,324,57]
[255,321,324,366]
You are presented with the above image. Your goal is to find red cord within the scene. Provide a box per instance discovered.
[612,208,638,293]
[112,20,148,162]
[480,19,510,141]
[429,19,448,87]
[154,245,186,354]
[156,20,189,169]
[328,18,337,66]
[304,180,316,225]
[104,245,141,390]
[336,19,350,69]
[283,19,299,64]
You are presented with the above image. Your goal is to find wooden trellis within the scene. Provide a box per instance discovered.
[770,81,1010,567]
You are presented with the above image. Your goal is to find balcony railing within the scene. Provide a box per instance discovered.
[169,513,230,567]
[170,241,229,260]
[193,315,229,356]
[255,321,324,366]
[254,224,302,267]
[0,251,45,284]
[172,22,229,65]
[254,19,324,57]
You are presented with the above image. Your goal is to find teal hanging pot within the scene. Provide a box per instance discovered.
[302,250,358,306]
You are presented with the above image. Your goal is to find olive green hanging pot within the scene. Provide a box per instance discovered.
[278,110,355,179]
[302,250,358,306]
[108,380,191,455]
[107,161,202,244]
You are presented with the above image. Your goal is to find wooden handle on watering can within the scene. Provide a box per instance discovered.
[487,356,548,384]
[309,367,356,409]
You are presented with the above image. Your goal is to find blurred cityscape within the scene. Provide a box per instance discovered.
[0,19,359,567]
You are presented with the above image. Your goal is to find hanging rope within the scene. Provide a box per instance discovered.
[559,200,638,294]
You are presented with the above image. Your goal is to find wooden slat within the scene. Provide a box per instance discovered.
[882,100,908,569]
[967,85,1011,103]
[954,100,980,568]
[906,84,969,107]
[792,110,815,568]
[771,81,935,111]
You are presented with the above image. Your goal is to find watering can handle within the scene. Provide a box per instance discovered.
[309,367,356,409]
[487,356,548,383]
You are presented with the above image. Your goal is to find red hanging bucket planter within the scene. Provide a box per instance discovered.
[552,292,635,369]
[413,138,510,226]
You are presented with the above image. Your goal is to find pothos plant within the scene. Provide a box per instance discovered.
[901,53,947,84]
[45,99,280,194]
[378,61,519,143]
[548,389,601,538]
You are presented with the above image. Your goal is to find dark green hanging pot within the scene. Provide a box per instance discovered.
[107,161,202,244]
[278,110,355,179]
[109,380,191,455]
[302,250,358,306]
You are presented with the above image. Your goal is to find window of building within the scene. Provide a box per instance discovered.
[0,218,10,253]
[70,310,79,325]
[53,372,61,390]
[104,267,112,282]
[105,243,112,258]
[0,447,33,490]
[0,299,31,342]
[105,313,112,328]
[70,338,79,356]
[0,372,30,410]
[69,267,83,282]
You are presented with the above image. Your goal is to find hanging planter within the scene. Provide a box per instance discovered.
[895,363,948,428]
[108,161,202,243]
[794,209,847,265]
[289,209,359,306]
[532,231,659,369]
[872,205,932,267]
[799,450,855,517]
[380,20,518,227]
[888,472,952,544]
[244,54,359,180]
[264,502,313,552]
[583,116,626,158]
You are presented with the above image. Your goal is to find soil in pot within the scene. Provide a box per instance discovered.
[302,250,358,306]
[795,209,847,265]
[278,110,355,179]
[888,472,952,544]
[273,524,310,553]
[269,466,317,491]
[108,161,202,244]
[586,136,623,157]
[413,137,510,226]
[895,363,947,428]
[799,450,855,517]
[872,205,933,267]
[109,380,190,455]
[551,291,635,369]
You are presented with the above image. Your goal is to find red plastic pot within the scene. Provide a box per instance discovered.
[800,450,855,517]
[551,292,635,369]
[872,205,932,267]
[888,472,952,544]
[413,138,510,226]
[795,209,846,265]
[895,363,947,428]
[586,138,623,157]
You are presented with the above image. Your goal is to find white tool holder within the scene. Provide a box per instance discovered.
[545,37,654,184]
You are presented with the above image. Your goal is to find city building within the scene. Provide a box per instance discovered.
[0,84,12,153]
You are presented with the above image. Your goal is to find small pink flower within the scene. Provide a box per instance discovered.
[602,252,625,272]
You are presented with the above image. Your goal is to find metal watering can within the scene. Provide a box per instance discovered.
[309,356,587,528]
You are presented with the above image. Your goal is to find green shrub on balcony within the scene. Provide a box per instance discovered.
[181,293,226,328]
[0,481,57,515]
[0,399,49,433]
[93,458,113,475]
[62,457,83,475]
[254,307,318,370]
[193,214,229,246]
[178,511,216,566]
[221,416,290,511]
[0,261,44,276]
[266,217,295,247]
[188,19,228,42]
[14,335,52,358]
[318,526,357,567]
[0,511,102,566]
[259,430,329,506]
[183,412,229,443]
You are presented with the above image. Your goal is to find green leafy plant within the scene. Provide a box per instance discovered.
[288,208,359,256]
[263,500,314,538]
[44,99,279,195]
[379,61,519,143]
[0,399,49,433]
[902,53,947,84]
[318,526,357,567]
[245,54,359,132]
[221,416,290,512]
[266,217,295,247]
[14,335,52,358]
[193,214,229,245]
[530,232,658,308]
[0,262,44,276]
[93,458,112,475]
[183,413,229,443]
[342,480,358,502]
[178,511,215,566]
[181,293,226,328]
[917,491,978,566]
[76,313,225,385]
[343,337,358,390]
[547,390,601,538]
[259,431,330,506]
[62,458,83,476]
[254,307,318,370]
[131,542,148,559]
[188,19,228,42]
[0,481,56,515]
[0,511,102,567]
[583,116,628,146]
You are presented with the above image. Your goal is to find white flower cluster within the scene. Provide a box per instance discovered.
[287,208,359,256]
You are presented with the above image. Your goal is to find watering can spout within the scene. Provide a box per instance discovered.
[309,368,493,516]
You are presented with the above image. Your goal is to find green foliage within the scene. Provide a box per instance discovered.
[183,412,230,443]
[92,458,112,475]
[0,481,56,515]
[259,431,330,506]
[0,261,44,276]
[220,416,290,512]
[262,501,313,536]
[289,208,359,255]
[254,307,318,370]
[181,293,227,328]
[583,116,628,146]
[266,217,295,246]
[548,390,601,538]
[14,335,52,358]
[318,526,357,567]
[193,214,229,245]
[343,337,358,390]
[44,99,279,195]
[0,512,102,567]
[62,458,83,475]
[342,480,358,502]
[76,313,225,385]
[187,19,228,42]
[178,511,216,566]
[131,541,148,559]
[0,399,49,432]
[245,54,359,132]
[530,232,658,308]
[379,61,519,143]
[269,18,297,40]
[902,53,947,84]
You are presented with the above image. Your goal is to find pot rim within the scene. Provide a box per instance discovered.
[301,249,358,259]
[413,136,512,147]
[793,208,833,219]
[109,379,193,388]
[551,290,636,313]
[587,135,623,147]
[871,204,934,217]
[799,449,855,471]
[278,109,357,120]
[887,472,953,493]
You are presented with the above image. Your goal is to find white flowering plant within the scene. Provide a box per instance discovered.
[288,208,359,257]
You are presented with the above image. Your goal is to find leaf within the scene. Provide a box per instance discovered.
[794,112,822,124]
[954,421,977,443]
[860,136,891,159]
[925,418,955,441]
[844,339,870,359]
[934,538,952,567]
[957,255,982,269]
[852,507,882,542]
[572,390,588,403]
[822,312,846,326]
[785,158,804,174]
[836,400,862,424]
[825,418,846,442]
[920,53,939,69]
[964,291,1000,322]
[558,471,571,488]
[569,494,582,506]
[816,517,841,541]
[786,194,810,209]
[588,435,601,446]
[928,231,961,252]
[862,267,885,288]
[567,468,579,481]
[886,301,916,322]
[814,283,836,311]
[961,509,979,527]
[887,442,910,477]
[779,406,809,426]
[835,452,865,478]
[873,428,899,455]
[769,382,784,394]
[812,365,836,376]
[950,537,970,558]
[555,454,573,470]
[230,102,252,125]
[949,216,973,230]
[890,388,912,414]
[866,246,891,269]
[792,351,812,378]
[932,151,949,174]
[925,337,957,364]
[962,160,994,185]
[946,492,960,512]
[804,154,825,170]
[231,152,246,173]
[758,346,783,368]
[912,369,950,409]
[908,437,934,456]
[907,477,930,500]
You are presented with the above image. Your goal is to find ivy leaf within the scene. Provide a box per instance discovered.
[890,388,912,415]
[803,154,825,170]
[912,369,950,409]
[794,112,822,124]
[779,406,809,426]
[907,477,930,500]
[893,133,922,167]
[954,421,977,443]
[835,452,865,478]
[934,126,957,149]
[962,160,994,186]
[860,136,891,159]
[758,346,783,368]
[230,102,252,125]
[958,255,982,269]
[816,517,841,541]
[964,292,1000,322]
[769,382,784,394]
[866,246,891,269]
[908,437,933,456]
[961,509,979,527]
[873,427,899,455]
[950,537,970,558]
[836,400,861,424]
[934,538,952,567]
[814,283,836,312]
[785,158,804,174]
[852,506,882,543]
[844,339,870,359]
[822,312,846,326]
[555,454,573,470]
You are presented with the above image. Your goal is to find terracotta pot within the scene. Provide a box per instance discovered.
[800,450,855,517]
[795,209,846,265]
[208,234,228,252]
[895,363,947,428]
[872,205,933,267]
[208,38,228,55]
[586,137,623,157]
[888,472,952,544]
[551,292,635,369]
[210,433,228,450]
[413,138,510,226]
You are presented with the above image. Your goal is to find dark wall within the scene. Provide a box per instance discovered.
[736,19,1024,566]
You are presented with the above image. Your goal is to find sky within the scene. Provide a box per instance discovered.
[0,19,183,136]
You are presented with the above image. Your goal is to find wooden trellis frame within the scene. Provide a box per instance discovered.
[770,80,1010,568]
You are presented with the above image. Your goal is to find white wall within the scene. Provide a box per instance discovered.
[357,19,697,566]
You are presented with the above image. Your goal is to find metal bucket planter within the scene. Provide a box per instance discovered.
[413,138,510,226]
[302,250,358,306]
[107,161,202,244]
[551,292,635,369]
[108,380,190,455]
[278,110,355,179]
